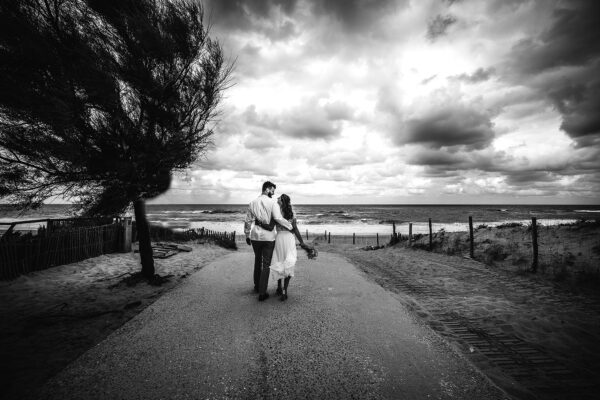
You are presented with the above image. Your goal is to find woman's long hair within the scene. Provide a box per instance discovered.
[279,194,293,220]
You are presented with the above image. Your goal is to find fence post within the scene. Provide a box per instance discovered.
[409,223,412,246]
[1,222,16,239]
[376,233,379,247]
[353,232,355,245]
[328,232,331,244]
[306,230,308,240]
[531,217,538,273]
[468,216,474,258]
[392,222,396,237]
[428,218,432,251]
[122,217,132,253]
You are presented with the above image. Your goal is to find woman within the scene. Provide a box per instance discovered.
[255,194,311,301]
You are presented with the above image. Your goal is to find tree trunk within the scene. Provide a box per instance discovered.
[133,198,155,278]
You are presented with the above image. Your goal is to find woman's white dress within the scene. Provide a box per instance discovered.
[269,220,297,280]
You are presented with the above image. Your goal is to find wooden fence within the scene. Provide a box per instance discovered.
[0,217,128,281]
[186,227,236,249]
[133,223,237,249]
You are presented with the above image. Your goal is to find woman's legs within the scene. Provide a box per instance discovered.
[281,276,291,301]
[276,279,283,295]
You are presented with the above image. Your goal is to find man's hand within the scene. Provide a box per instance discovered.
[255,218,275,231]
[246,238,252,246]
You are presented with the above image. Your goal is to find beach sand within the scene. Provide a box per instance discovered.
[0,243,233,400]
[319,222,600,399]
[411,221,600,290]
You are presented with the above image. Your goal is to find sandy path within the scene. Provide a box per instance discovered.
[39,249,507,399]
[328,244,600,400]
[0,243,232,400]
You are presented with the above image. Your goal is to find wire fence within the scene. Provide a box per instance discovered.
[405,218,600,279]
[234,231,389,247]
[536,223,600,277]
[236,218,599,280]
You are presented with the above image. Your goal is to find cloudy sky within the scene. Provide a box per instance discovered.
[152,0,600,205]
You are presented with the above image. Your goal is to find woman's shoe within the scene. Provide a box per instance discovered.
[276,287,283,296]
[280,294,288,301]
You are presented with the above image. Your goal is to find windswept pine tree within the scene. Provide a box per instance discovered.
[0,0,232,279]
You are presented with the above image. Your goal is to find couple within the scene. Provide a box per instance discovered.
[244,181,314,302]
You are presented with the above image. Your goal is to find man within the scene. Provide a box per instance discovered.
[244,181,292,301]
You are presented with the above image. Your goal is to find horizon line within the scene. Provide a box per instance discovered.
[4,203,598,207]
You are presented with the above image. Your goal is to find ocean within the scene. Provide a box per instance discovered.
[1,204,599,235]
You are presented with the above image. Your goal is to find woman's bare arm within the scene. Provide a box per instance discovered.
[255,217,276,231]
[291,219,305,246]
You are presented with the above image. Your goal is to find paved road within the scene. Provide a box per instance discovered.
[40,250,509,399]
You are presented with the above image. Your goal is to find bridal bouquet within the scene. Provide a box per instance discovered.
[300,243,318,259]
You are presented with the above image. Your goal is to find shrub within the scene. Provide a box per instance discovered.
[445,246,458,256]
[484,244,508,264]
[497,222,523,229]
[445,235,463,256]
[511,253,528,267]
[411,242,429,251]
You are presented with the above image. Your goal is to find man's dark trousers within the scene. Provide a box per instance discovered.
[251,240,275,295]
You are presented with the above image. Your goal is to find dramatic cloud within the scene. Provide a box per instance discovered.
[283,116,339,139]
[505,170,557,186]
[205,0,298,35]
[402,107,495,150]
[407,148,501,177]
[323,101,354,121]
[549,74,600,145]
[506,0,600,147]
[426,14,457,40]
[150,0,600,204]
[509,1,600,75]
[205,0,406,38]
[407,148,467,167]
[452,67,495,84]
[243,131,280,150]
[243,101,342,140]
[309,0,404,32]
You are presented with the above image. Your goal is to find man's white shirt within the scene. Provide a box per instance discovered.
[244,194,292,241]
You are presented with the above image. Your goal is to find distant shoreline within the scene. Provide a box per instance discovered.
[2,203,600,207]
[0,204,600,236]
[2,203,599,236]
[2,218,592,237]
